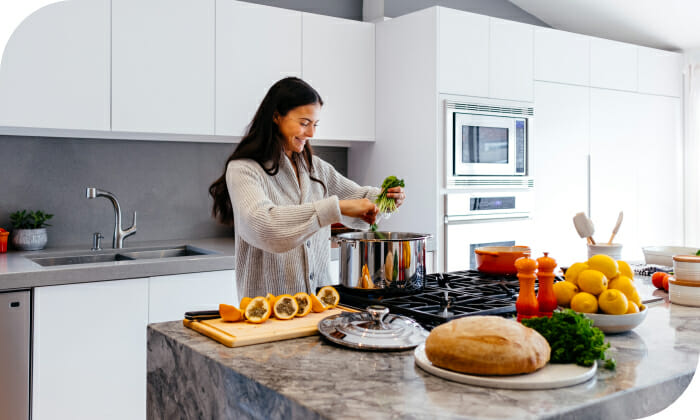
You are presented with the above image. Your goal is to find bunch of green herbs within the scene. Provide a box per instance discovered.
[522,309,616,370]
[370,176,405,238]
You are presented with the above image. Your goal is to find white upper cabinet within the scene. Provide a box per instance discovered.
[112,0,215,135]
[216,1,301,136]
[302,13,375,141]
[0,0,110,130]
[638,47,683,97]
[489,18,533,102]
[534,28,590,86]
[438,8,489,97]
[590,38,638,92]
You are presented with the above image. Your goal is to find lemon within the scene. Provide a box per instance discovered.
[598,289,629,315]
[626,301,640,314]
[608,275,641,306]
[571,292,599,313]
[565,262,589,287]
[578,269,609,295]
[617,260,634,280]
[587,254,618,279]
[553,281,580,307]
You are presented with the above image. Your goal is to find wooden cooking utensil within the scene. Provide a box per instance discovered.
[607,211,624,245]
[573,212,596,245]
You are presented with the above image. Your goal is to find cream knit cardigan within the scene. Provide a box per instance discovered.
[226,154,379,298]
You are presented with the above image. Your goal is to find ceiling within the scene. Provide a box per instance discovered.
[509,0,700,52]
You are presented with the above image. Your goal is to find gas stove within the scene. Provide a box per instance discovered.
[337,270,552,330]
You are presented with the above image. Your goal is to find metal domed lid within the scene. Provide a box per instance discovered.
[318,305,428,350]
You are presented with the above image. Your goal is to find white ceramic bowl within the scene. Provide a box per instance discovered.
[672,255,700,282]
[669,279,700,307]
[642,246,698,267]
[581,307,648,334]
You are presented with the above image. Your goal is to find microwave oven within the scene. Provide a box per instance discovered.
[445,100,533,187]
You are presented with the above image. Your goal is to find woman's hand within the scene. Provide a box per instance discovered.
[385,186,406,208]
[339,199,379,225]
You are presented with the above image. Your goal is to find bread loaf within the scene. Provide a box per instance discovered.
[425,316,550,375]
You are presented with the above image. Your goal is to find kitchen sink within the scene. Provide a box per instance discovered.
[30,253,135,266]
[28,245,214,267]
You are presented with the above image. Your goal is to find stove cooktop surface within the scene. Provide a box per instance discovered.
[337,270,542,330]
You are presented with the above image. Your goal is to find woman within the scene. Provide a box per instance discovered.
[210,77,405,298]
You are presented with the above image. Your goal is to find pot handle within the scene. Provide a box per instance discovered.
[332,237,356,248]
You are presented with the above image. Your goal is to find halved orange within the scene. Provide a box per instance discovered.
[243,296,271,324]
[240,296,252,312]
[219,303,242,322]
[272,294,299,320]
[293,292,313,317]
[317,286,340,309]
[309,293,328,313]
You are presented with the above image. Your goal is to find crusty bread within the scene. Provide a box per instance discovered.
[425,316,550,376]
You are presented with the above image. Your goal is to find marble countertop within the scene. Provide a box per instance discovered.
[147,278,700,419]
[0,237,236,291]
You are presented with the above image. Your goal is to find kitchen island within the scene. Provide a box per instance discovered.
[147,281,700,419]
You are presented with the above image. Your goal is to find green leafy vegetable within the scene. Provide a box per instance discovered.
[696,249,700,256]
[522,309,616,370]
[369,176,405,235]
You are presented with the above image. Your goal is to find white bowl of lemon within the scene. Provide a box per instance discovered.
[554,255,647,334]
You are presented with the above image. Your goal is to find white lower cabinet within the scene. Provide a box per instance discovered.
[32,269,236,420]
[32,278,149,420]
[149,270,237,323]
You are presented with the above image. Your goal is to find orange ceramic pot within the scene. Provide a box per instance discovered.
[474,246,531,275]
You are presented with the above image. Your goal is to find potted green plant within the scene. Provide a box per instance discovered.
[10,209,53,251]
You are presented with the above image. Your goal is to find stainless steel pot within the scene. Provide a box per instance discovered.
[335,232,431,292]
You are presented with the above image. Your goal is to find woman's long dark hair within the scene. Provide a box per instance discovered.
[209,77,325,225]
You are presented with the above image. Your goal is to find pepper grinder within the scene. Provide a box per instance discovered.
[536,252,558,318]
[515,256,539,322]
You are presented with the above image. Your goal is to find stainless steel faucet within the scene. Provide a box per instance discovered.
[86,187,137,248]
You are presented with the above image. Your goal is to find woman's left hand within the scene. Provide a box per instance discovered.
[386,186,406,208]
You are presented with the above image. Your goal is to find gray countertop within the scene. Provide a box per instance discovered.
[147,279,700,419]
[0,237,236,291]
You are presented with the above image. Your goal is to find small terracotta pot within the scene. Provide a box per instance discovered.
[474,246,531,275]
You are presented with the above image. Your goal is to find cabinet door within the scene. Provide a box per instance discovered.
[438,8,489,97]
[531,82,590,264]
[590,88,642,260]
[0,0,110,130]
[638,47,683,97]
[534,28,590,86]
[302,13,374,141]
[489,18,533,102]
[216,1,301,136]
[112,0,215,135]
[33,279,149,420]
[634,94,683,247]
[148,270,237,323]
[590,38,638,92]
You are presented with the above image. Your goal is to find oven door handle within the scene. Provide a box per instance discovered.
[444,215,531,224]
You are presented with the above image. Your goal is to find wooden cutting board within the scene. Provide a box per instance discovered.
[183,307,350,348]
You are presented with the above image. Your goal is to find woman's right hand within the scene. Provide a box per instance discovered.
[339,199,379,225]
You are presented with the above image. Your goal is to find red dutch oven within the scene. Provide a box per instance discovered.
[474,246,531,275]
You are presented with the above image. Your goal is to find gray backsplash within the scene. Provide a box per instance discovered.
[0,135,347,249]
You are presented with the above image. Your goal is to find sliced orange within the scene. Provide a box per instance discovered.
[309,293,328,313]
[317,286,340,309]
[239,296,252,312]
[243,296,271,324]
[293,292,313,317]
[272,294,299,320]
[219,303,243,322]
